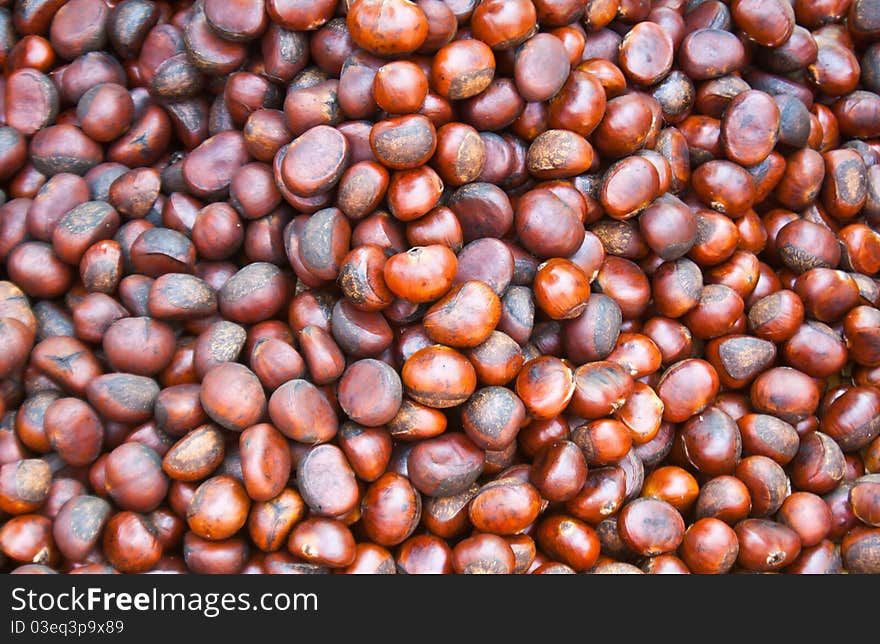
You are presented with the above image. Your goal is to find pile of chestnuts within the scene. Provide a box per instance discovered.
[0,0,879,575]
